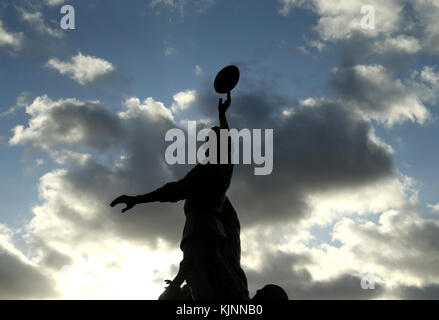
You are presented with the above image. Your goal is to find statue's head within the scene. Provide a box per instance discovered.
[252,284,289,300]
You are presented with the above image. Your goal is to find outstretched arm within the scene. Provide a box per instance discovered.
[219,91,231,130]
[110,180,189,213]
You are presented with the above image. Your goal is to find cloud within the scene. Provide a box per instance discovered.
[18,8,63,39]
[396,283,439,299]
[45,0,65,6]
[145,86,407,244]
[151,0,215,14]
[330,64,430,127]
[9,95,123,157]
[194,65,204,76]
[242,203,439,299]
[0,224,58,299]
[9,93,184,247]
[279,0,439,57]
[279,0,402,41]
[0,92,31,117]
[241,223,385,299]
[4,92,192,298]
[170,90,197,113]
[428,203,439,213]
[151,0,186,12]
[372,35,422,55]
[5,66,437,298]
[45,52,116,85]
[164,47,176,57]
[419,66,439,86]
[326,209,439,288]
[6,85,400,298]
[411,0,439,55]
[0,20,23,50]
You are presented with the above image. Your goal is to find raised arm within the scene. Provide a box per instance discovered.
[219,91,231,130]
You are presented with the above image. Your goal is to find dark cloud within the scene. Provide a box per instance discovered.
[0,244,58,299]
[9,96,124,153]
[9,95,191,248]
[9,74,397,248]
[193,88,396,226]
[39,247,73,270]
[329,63,429,126]
[332,210,439,284]
[397,284,439,300]
[245,250,384,299]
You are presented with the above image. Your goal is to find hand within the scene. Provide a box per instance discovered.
[158,279,182,300]
[218,91,231,113]
[110,195,137,213]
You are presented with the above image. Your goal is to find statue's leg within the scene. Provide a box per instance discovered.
[182,236,215,300]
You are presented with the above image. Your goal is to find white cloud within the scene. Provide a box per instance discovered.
[306,38,325,52]
[5,92,185,299]
[280,0,439,57]
[0,20,23,50]
[19,8,63,39]
[45,0,65,6]
[242,200,439,299]
[9,95,123,160]
[326,209,439,288]
[164,47,176,57]
[373,35,422,54]
[429,203,439,213]
[331,64,431,127]
[45,52,116,85]
[297,45,316,58]
[170,90,196,113]
[0,92,30,117]
[280,0,402,41]
[419,66,439,86]
[151,0,215,14]
[120,96,175,122]
[305,175,408,227]
[194,65,204,76]
[151,0,185,12]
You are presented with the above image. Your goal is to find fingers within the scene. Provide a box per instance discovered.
[110,195,125,207]
[121,201,135,213]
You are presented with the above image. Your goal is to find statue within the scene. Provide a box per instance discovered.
[111,66,288,300]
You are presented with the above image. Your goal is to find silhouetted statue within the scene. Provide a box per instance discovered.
[111,92,249,299]
[157,195,250,300]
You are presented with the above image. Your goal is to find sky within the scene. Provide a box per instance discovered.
[0,0,439,299]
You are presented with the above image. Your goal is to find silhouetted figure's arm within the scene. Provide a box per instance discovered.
[110,178,191,213]
[219,91,231,130]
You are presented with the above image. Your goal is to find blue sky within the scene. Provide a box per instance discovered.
[1,0,439,299]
